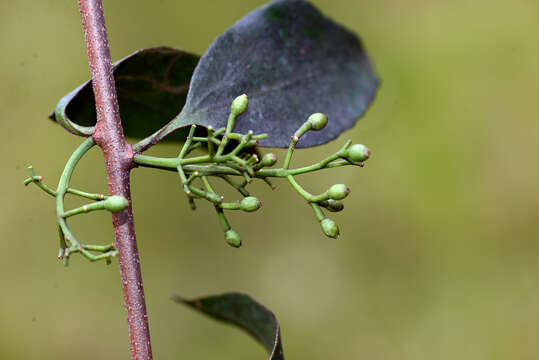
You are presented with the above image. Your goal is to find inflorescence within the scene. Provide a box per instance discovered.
[133,94,371,247]
[25,94,371,263]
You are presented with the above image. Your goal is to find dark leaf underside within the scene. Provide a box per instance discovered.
[174,292,284,360]
[49,46,199,141]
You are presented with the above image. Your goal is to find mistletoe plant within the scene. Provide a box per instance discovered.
[25,0,378,359]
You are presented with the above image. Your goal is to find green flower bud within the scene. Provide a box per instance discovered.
[103,195,129,213]
[259,153,277,167]
[328,184,350,200]
[320,199,344,212]
[347,144,370,163]
[320,218,340,239]
[231,94,248,116]
[307,113,328,131]
[240,196,262,212]
[225,229,242,248]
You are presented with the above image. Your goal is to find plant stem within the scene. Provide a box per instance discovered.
[55,137,98,256]
[133,154,356,177]
[78,1,153,359]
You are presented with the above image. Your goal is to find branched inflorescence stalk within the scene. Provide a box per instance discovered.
[24,137,127,265]
[133,94,372,246]
[25,94,371,257]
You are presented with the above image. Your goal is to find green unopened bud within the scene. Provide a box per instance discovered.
[225,229,242,248]
[240,196,262,212]
[231,94,248,116]
[307,113,328,131]
[346,144,370,163]
[104,195,129,213]
[320,199,344,212]
[259,153,277,167]
[328,184,350,200]
[320,218,340,239]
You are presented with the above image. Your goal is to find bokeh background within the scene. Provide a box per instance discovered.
[2,0,539,359]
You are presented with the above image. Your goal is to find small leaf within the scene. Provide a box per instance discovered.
[174,292,284,360]
[49,47,199,141]
[161,0,379,148]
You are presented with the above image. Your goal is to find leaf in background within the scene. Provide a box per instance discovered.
[160,0,379,148]
[49,47,199,141]
[174,292,284,360]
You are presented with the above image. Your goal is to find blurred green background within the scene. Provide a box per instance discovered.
[2,0,539,359]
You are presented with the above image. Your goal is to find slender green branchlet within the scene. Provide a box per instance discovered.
[26,94,371,255]
[25,138,118,264]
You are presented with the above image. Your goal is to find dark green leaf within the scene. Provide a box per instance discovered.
[49,47,199,141]
[161,0,379,148]
[174,292,284,360]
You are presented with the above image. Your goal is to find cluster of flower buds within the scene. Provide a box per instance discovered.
[25,93,372,264]
[278,112,370,239]
[132,94,371,246]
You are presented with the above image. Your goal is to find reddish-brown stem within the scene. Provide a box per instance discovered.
[78,0,153,359]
